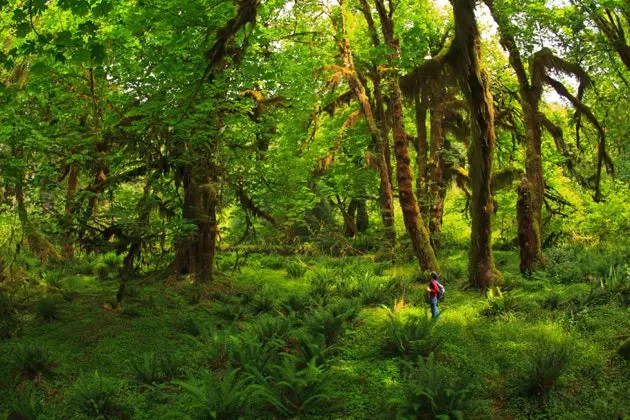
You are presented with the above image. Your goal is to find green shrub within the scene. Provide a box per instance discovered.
[251,284,278,314]
[606,264,630,291]
[306,300,360,346]
[211,302,249,322]
[95,263,110,282]
[293,331,330,366]
[71,370,121,418]
[8,384,46,420]
[355,271,389,305]
[381,309,440,360]
[523,340,571,396]
[286,261,307,278]
[373,261,390,276]
[0,291,19,339]
[251,315,293,345]
[250,355,333,417]
[204,333,240,370]
[70,256,95,275]
[42,270,64,290]
[129,351,181,385]
[176,367,256,419]
[308,268,338,301]
[540,292,562,310]
[482,288,523,318]
[230,334,280,372]
[352,234,380,253]
[385,274,413,297]
[35,297,60,322]
[177,318,201,337]
[259,255,285,270]
[13,345,56,380]
[390,353,486,418]
[102,252,122,272]
[281,293,312,314]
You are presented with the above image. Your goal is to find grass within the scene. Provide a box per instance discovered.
[1,250,630,419]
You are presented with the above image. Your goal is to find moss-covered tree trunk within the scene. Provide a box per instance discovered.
[450,0,500,289]
[62,166,79,259]
[484,0,545,272]
[519,102,545,271]
[374,0,438,271]
[355,199,369,232]
[13,147,59,262]
[336,8,396,253]
[429,105,445,248]
[414,94,430,217]
[174,170,218,283]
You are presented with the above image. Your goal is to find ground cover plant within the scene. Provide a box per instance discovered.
[2,0,630,418]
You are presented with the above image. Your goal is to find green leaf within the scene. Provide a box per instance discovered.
[54,52,67,63]
[55,30,73,46]
[78,21,99,36]
[30,61,49,75]
[92,0,113,17]
[71,0,91,16]
[20,40,37,55]
[90,43,106,63]
[15,22,31,38]
[32,0,48,14]
[73,48,91,62]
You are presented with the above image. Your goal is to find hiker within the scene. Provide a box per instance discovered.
[427,271,443,318]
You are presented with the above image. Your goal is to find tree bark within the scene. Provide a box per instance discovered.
[335,6,396,253]
[355,199,369,232]
[62,166,79,259]
[429,105,445,248]
[174,170,218,283]
[414,94,430,217]
[449,0,501,289]
[12,147,59,262]
[373,0,439,271]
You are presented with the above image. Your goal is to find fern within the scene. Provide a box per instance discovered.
[12,345,56,380]
[306,300,360,346]
[251,314,293,346]
[286,260,307,278]
[35,297,60,322]
[523,341,571,396]
[381,308,440,360]
[250,354,333,417]
[482,288,523,318]
[72,370,120,418]
[390,353,485,418]
[308,268,338,301]
[356,271,388,305]
[251,284,278,314]
[128,351,180,384]
[176,368,256,419]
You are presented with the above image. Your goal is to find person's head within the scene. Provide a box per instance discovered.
[430,271,438,281]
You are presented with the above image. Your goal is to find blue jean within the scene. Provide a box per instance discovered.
[430,297,440,318]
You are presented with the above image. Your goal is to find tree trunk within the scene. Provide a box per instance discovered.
[174,170,218,283]
[340,198,358,238]
[374,0,439,271]
[484,0,544,271]
[520,102,545,270]
[450,0,500,289]
[429,105,445,248]
[414,94,429,217]
[13,147,59,262]
[335,8,396,254]
[355,199,369,232]
[62,166,79,259]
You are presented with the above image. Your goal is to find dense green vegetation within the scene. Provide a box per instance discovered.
[2,0,630,418]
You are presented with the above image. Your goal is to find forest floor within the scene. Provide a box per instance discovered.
[1,247,630,419]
